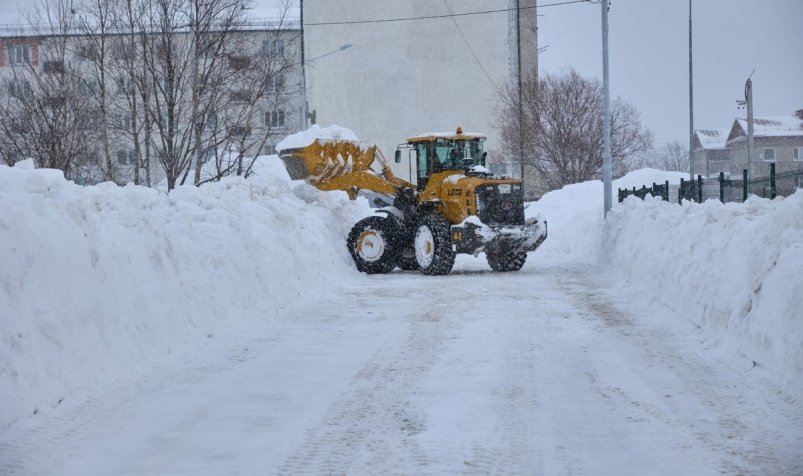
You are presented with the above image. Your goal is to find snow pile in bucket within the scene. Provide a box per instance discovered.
[275,124,360,152]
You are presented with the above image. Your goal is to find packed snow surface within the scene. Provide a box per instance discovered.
[0,160,800,473]
[274,124,360,152]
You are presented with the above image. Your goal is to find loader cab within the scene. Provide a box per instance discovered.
[405,128,486,191]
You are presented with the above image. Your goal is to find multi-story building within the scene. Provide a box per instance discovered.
[302,0,540,197]
[0,21,303,186]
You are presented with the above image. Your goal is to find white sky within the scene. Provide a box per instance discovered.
[1,0,800,146]
[538,0,803,146]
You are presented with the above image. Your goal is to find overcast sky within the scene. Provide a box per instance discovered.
[539,0,803,146]
[1,0,800,147]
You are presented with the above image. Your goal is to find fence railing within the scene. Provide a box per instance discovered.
[618,163,803,204]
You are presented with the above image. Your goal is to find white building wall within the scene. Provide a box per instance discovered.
[304,0,536,181]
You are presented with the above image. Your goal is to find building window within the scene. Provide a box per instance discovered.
[267,75,284,92]
[116,77,134,95]
[261,39,284,58]
[228,55,251,71]
[7,45,31,66]
[116,149,135,165]
[42,61,64,74]
[227,125,251,137]
[115,113,131,131]
[205,111,218,131]
[77,78,97,96]
[76,43,98,62]
[794,147,803,162]
[265,110,285,128]
[762,147,775,162]
[230,89,252,103]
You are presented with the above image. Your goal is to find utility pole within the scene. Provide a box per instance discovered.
[601,0,612,216]
[746,76,754,185]
[688,0,694,183]
[300,0,307,130]
[516,0,524,182]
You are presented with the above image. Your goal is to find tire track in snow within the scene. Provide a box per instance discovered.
[558,268,803,475]
[277,279,457,475]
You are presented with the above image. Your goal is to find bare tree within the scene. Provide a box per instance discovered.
[0,0,100,182]
[0,0,299,189]
[205,11,298,183]
[497,68,653,194]
[634,141,690,173]
[74,0,119,182]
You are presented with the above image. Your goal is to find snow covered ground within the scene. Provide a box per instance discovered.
[1,151,801,474]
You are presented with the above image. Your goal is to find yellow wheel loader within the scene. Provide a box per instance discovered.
[278,127,547,275]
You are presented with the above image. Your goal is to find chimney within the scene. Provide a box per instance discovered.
[796,109,803,120]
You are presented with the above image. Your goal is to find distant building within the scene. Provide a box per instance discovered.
[302,0,539,196]
[725,110,803,179]
[0,23,302,185]
[692,129,729,178]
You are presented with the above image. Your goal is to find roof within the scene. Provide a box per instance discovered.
[694,129,729,150]
[408,127,486,143]
[726,115,803,145]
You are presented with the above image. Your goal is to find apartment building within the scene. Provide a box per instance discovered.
[0,22,302,186]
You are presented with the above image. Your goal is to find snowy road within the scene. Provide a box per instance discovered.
[2,258,801,475]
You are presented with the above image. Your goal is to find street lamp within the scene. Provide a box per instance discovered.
[601,0,612,216]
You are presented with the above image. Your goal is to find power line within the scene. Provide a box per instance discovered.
[305,0,591,27]
[441,0,501,95]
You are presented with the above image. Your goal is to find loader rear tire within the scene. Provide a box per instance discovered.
[415,215,455,275]
[347,216,400,274]
[486,250,527,272]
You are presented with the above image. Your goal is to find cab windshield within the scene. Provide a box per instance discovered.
[415,138,485,180]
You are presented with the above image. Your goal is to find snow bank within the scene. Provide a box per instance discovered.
[0,156,370,427]
[526,169,688,264]
[275,124,360,152]
[528,168,801,388]
[604,191,803,388]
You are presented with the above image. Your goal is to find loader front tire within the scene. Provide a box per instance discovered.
[348,216,400,274]
[415,215,455,275]
[486,250,527,272]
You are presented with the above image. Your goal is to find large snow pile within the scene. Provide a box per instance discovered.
[0,157,371,427]
[1,156,800,428]
[604,191,803,389]
[526,168,688,264]
[528,169,802,389]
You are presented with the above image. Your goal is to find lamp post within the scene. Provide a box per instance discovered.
[689,0,694,183]
[601,0,612,216]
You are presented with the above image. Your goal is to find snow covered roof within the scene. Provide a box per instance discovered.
[694,129,729,150]
[408,128,486,142]
[726,115,803,144]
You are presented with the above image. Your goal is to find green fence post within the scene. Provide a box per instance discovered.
[743,169,748,202]
[679,178,685,204]
[697,175,703,202]
[719,172,725,203]
[770,162,776,199]
[664,180,669,201]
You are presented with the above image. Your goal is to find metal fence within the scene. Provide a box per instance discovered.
[619,164,803,204]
